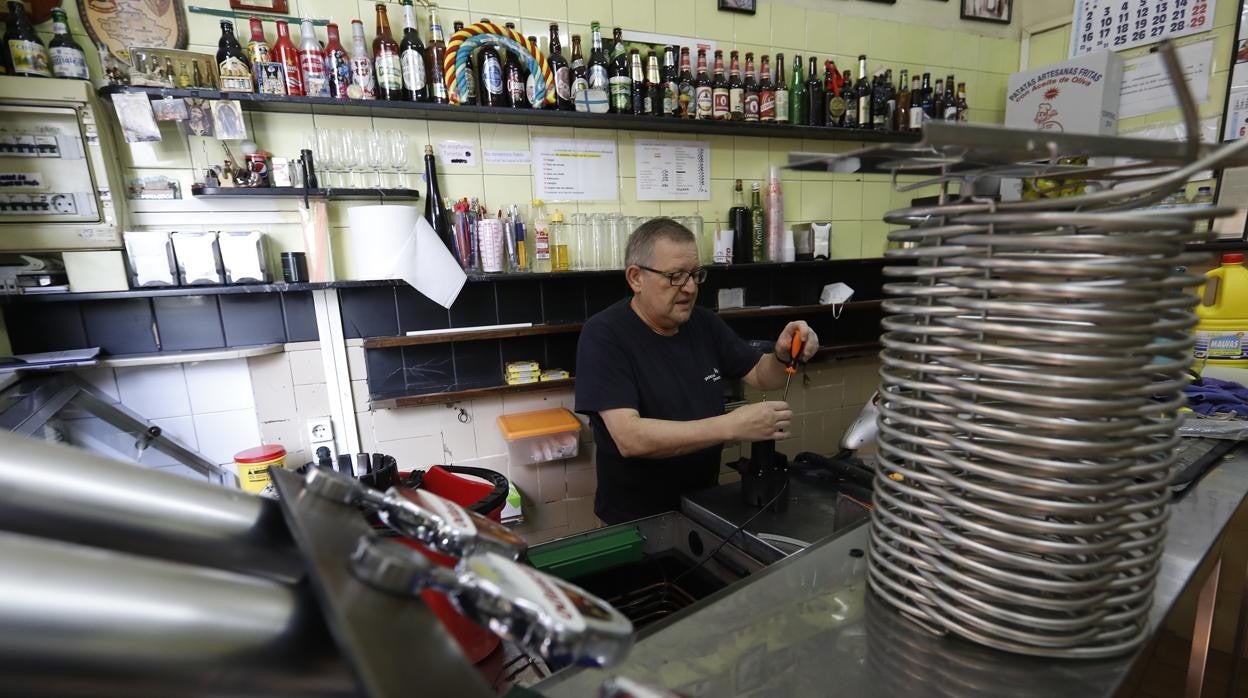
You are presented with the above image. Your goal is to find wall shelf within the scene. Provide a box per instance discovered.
[718,300,881,320]
[370,378,576,409]
[99,86,922,144]
[363,323,584,349]
[2,282,327,303]
[190,185,419,200]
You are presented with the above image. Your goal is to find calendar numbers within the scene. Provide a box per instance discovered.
[1071,0,1215,57]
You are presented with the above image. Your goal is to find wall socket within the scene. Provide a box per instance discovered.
[307,417,335,462]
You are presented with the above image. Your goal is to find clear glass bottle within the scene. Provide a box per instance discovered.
[531,200,552,273]
[550,209,569,271]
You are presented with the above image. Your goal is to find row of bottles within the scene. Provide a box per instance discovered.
[726,171,791,264]
[1,1,88,80]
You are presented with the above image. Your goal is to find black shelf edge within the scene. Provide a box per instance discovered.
[191,186,419,200]
[369,378,576,409]
[100,85,922,144]
[1187,239,1248,252]
[2,282,328,303]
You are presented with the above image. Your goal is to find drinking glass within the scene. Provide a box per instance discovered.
[385,130,408,189]
[314,129,337,188]
[571,213,590,270]
[365,130,386,188]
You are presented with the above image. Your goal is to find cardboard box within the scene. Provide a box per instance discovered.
[1005,50,1124,136]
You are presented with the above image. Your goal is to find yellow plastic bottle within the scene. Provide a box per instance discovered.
[1195,252,1248,368]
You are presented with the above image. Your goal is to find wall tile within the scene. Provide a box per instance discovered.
[151,415,199,451]
[184,359,255,414]
[612,0,655,33]
[78,367,120,401]
[483,174,534,207]
[372,403,444,441]
[192,408,262,464]
[693,0,733,42]
[566,466,596,498]
[480,123,532,175]
[347,345,368,380]
[800,180,833,221]
[566,495,599,533]
[295,382,332,418]
[732,2,771,45]
[248,353,298,421]
[509,457,541,501]
[829,222,862,259]
[831,180,863,220]
[521,0,567,21]
[836,16,871,59]
[116,364,191,420]
[539,460,567,502]
[375,434,445,469]
[861,221,890,258]
[289,348,327,385]
[429,121,484,174]
[471,396,508,457]
[567,0,611,27]
[352,379,372,411]
[469,0,520,19]
[803,9,835,54]
[258,417,307,466]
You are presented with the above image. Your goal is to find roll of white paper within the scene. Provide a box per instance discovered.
[346,205,467,309]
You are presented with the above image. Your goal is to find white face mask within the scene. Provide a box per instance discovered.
[820,282,855,307]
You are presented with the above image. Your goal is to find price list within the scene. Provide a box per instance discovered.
[1070,0,1215,57]
[634,139,711,201]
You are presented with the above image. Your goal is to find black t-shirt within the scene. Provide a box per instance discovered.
[574,299,763,524]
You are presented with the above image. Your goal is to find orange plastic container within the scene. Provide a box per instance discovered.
[496,407,581,465]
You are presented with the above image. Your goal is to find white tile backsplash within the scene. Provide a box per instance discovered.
[184,359,255,414]
[77,367,120,401]
[193,408,262,464]
[294,382,331,417]
[151,415,198,451]
[288,348,326,386]
[115,364,191,419]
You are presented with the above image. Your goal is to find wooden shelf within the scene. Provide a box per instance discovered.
[100,85,922,144]
[363,323,583,349]
[191,185,419,200]
[718,300,882,320]
[370,378,575,409]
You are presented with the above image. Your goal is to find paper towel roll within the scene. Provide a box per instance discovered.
[346,205,467,309]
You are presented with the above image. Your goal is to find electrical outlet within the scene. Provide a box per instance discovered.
[306,417,333,445]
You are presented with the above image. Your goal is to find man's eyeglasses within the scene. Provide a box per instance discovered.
[637,265,709,287]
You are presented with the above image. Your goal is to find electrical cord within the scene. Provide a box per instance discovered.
[669,481,789,588]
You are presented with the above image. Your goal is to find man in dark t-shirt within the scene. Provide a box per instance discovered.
[575,218,819,524]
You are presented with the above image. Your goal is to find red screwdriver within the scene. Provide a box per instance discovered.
[782,329,803,402]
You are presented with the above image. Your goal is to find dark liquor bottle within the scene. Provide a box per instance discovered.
[424,145,455,254]
[476,25,505,106]
[955,81,968,121]
[728,50,744,121]
[907,74,922,131]
[49,7,87,80]
[608,27,630,113]
[742,52,759,122]
[693,48,712,120]
[775,53,788,124]
[4,0,48,77]
[854,55,871,130]
[711,50,729,120]
[587,22,610,113]
[789,54,805,125]
[824,61,844,127]
[750,181,765,263]
[525,34,541,108]
[548,24,572,110]
[677,46,694,118]
[805,56,823,127]
[883,69,896,130]
[872,72,890,130]
[325,23,351,99]
[455,20,476,104]
[399,0,428,101]
[425,10,449,103]
[943,74,957,120]
[893,69,910,132]
[645,50,662,116]
[933,78,945,122]
[662,45,679,116]
[918,72,933,121]
[839,69,854,127]
[629,48,645,115]
[570,34,588,111]
[730,179,751,264]
[758,54,775,123]
[373,3,402,100]
[504,24,527,107]
[217,20,253,92]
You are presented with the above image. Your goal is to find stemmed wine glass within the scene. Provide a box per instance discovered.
[365,129,386,189]
[314,128,338,188]
[337,129,362,189]
[384,130,409,189]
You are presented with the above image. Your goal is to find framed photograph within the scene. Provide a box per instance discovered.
[717,0,755,15]
[229,0,288,13]
[210,100,248,141]
[962,0,1011,24]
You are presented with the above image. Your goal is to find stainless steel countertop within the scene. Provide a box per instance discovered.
[537,450,1248,697]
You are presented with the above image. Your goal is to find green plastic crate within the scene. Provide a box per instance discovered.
[527,526,645,581]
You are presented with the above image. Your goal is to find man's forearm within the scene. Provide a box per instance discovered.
[745,352,790,392]
[612,413,735,459]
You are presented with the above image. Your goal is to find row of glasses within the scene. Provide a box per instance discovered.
[313,128,412,189]
[564,214,705,271]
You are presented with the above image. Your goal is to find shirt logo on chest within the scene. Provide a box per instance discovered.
[704,368,722,383]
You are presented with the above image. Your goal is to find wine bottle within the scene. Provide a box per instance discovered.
[49,8,87,80]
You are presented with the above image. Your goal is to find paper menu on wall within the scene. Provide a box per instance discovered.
[1117,39,1213,119]
[531,137,619,201]
[634,139,711,201]
[1070,0,1215,58]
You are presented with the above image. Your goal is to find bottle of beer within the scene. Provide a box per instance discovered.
[805,56,823,127]
[349,19,375,100]
[872,72,889,131]
[372,3,402,100]
[244,16,271,67]
[629,49,645,115]
[677,47,694,118]
[608,27,630,113]
[693,48,712,120]
[398,0,428,101]
[824,61,843,127]
[854,55,871,130]
[893,69,910,133]
[645,50,662,116]
[932,78,945,122]
[452,20,477,104]
[4,0,49,77]
[918,72,933,120]
[298,19,330,97]
[788,54,804,125]
[907,74,922,131]
[840,68,855,127]
[758,54,775,123]
[955,81,968,121]
[323,23,350,99]
[177,61,191,88]
[774,53,788,124]
[711,50,729,120]
[525,34,542,108]
[570,34,588,111]
[548,24,572,110]
[504,29,527,107]
[662,45,679,116]
[218,20,254,92]
[425,9,449,104]
[476,18,505,107]
[728,50,744,121]
[49,8,88,80]
[943,74,957,120]
[587,22,610,113]
[742,52,758,122]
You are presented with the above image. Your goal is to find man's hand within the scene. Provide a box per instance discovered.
[776,321,819,364]
[731,401,793,441]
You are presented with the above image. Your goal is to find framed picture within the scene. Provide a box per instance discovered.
[961,0,1011,24]
[229,0,288,13]
[717,0,755,15]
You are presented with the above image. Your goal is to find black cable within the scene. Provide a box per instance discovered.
[669,480,789,588]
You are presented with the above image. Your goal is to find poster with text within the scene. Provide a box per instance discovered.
[531,137,619,201]
[1070,0,1215,58]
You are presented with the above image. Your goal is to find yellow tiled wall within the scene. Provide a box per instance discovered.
[38,0,1020,274]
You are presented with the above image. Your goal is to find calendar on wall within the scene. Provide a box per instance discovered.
[1070,0,1216,57]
